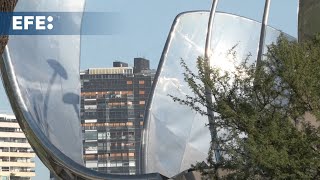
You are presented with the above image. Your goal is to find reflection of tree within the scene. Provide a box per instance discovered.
[32,90,47,135]
[44,59,68,137]
[63,92,80,118]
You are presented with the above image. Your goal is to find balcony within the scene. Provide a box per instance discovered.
[0,171,35,177]
[0,161,35,167]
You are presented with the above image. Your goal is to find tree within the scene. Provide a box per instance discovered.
[0,0,18,54]
[171,35,320,179]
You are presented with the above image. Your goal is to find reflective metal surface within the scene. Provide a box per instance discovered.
[9,0,85,165]
[143,11,294,178]
[0,0,164,179]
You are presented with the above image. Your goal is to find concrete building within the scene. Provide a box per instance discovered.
[0,114,35,180]
[80,58,154,175]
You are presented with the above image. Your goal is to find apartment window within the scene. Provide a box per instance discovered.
[139,101,145,105]
[110,153,116,157]
[127,81,133,85]
[85,131,97,140]
[116,153,122,157]
[117,162,123,167]
[139,90,145,95]
[86,160,98,168]
[123,162,129,167]
[98,154,109,159]
[128,132,134,139]
[98,143,105,151]
[129,160,135,167]
[84,142,97,151]
[0,148,9,152]
[2,167,9,171]
[98,132,106,140]
[107,132,111,139]
[84,154,97,160]
[110,162,117,167]
[139,80,145,85]
[113,123,120,127]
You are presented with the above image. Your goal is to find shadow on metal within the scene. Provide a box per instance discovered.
[0,47,167,180]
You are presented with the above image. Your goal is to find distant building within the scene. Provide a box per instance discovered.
[0,114,35,180]
[80,58,154,175]
[133,58,150,74]
[113,61,129,68]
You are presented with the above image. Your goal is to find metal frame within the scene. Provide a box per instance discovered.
[204,0,221,163]
[257,0,271,65]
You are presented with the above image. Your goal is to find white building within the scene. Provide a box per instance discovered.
[0,114,35,180]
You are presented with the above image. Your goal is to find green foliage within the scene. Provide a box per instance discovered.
[170,35,320,179]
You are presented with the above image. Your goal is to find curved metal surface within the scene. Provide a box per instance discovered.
[0,0,165,179]
[143,11,295,178]
[10,0,85,165]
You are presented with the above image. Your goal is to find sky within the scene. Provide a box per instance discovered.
[0,0,298,179]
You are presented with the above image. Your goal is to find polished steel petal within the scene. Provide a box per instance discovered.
[0,0,164,179]
[143,11,295,178]
[8,0,85,165]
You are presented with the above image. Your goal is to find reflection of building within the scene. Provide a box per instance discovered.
[0,114,35,180]
[80,58,154,175]
[298,0,320,41]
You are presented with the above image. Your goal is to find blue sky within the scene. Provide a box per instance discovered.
[0,0,298,179]
[81,0,298,70]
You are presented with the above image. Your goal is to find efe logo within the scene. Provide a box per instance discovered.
[12,16,54,30]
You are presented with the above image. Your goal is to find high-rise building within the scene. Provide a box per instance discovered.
[133,58,150,74]
[0,114,36,180]
[80,58,154,175]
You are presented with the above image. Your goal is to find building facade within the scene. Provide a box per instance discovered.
[80,58,154,175]
[133,58,150,74]
[0,114,36,180]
